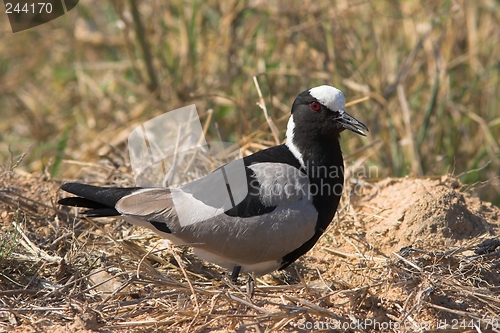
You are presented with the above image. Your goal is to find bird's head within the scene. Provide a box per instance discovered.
[287,85,368,139]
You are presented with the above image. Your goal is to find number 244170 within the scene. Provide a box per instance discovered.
[5,2,53,14]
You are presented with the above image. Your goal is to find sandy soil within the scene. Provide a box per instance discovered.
[1,168,499,332]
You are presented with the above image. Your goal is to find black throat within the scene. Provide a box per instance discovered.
[279,128,344,270]
[296,133,344,232]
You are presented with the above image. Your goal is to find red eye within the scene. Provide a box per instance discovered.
[310,101,321,111]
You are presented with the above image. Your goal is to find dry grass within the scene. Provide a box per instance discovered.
[0,0,499,202]
[1,0,500,331]
[1,166,499,332]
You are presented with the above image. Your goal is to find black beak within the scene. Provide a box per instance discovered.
[337,110,368,136]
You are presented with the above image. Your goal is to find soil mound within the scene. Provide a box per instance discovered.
[352,177,499,254]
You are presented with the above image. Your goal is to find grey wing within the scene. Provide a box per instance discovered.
[246,163,311,207]
[114,163,318,265]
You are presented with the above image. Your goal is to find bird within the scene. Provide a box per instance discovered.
[58,85,368,281]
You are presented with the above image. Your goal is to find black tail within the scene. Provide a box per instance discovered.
[58,183,142,217]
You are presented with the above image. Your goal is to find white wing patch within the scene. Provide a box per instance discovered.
[170,188,225,226]
[115,187,225,227]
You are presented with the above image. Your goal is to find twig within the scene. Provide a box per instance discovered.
[183,109,214,174]
[345,96,370,107]
[392,251,423,272]
[402,287,433,322]
[227,293,271,314]
[168,245,201,329]
[427,303,482,319]
[80,271,130,295]
[253,75,280,145]
[0,307,66,312]
[0,289,39,296]
[136,243,160,279]
[294,266,310,295]
[284,295,345,320]
[12,221,62,263]
[397,84,423,176]
[322,247,386,262]
[48,232,73,249]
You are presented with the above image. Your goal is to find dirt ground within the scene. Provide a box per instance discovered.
[1,166,499,332]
